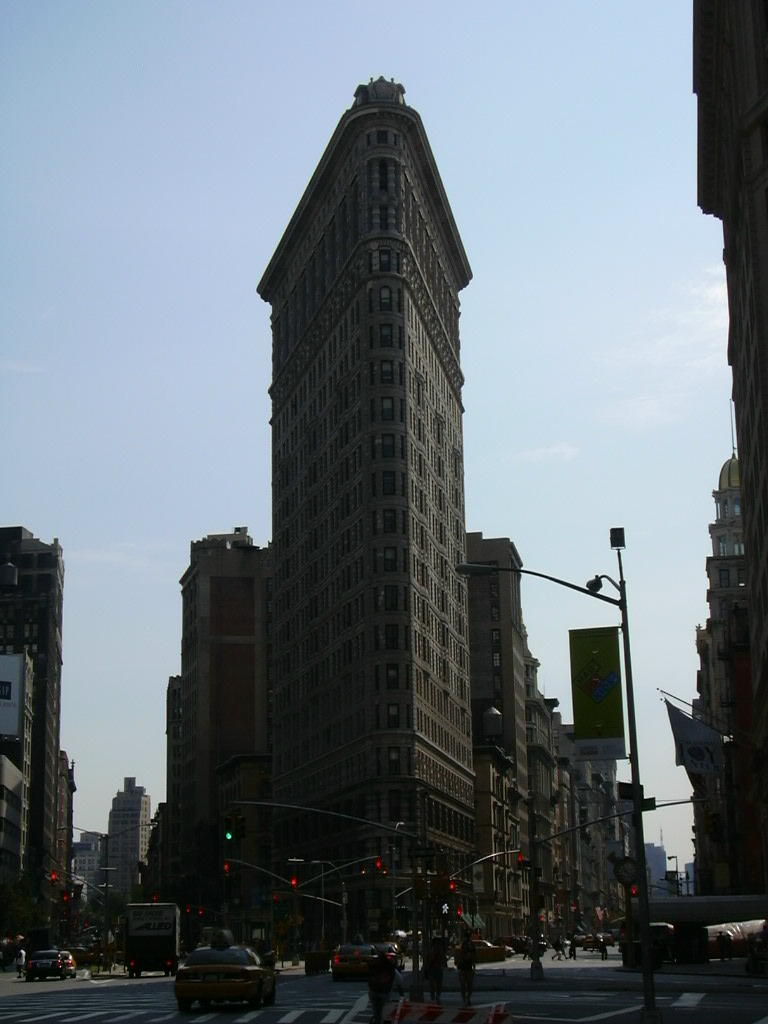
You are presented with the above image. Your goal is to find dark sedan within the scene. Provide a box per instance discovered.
[26,949,77,981]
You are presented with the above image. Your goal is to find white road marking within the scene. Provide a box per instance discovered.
[277,1012,305,1022]
[670,992,705,1008]
[321,1011,346,1022]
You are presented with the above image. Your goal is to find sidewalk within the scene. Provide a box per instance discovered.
[275,952,768,995]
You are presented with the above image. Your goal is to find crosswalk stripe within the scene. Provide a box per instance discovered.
[671,993,705,1008]
[320,1011,345,1022]
[277,1012,304,1022]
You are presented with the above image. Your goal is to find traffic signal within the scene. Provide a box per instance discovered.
[290,875,298,889]
[517,852,531,871]
[223,861,231,875]
[449,879,457,893]
[49,870,58,883]
[237,814,246,840]
[457,905,463,918]
[224,815,234,842]
[630,884,639,896]
[375,856,383,870]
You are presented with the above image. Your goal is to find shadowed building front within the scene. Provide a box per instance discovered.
[258,79,474,939]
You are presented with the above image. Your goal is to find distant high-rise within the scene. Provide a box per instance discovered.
[107,776,151,896]
[170,527,272,911]
[694,1,768,885]
[258,79,474,935]
[0,526,64,882]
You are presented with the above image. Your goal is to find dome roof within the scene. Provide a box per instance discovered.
[718,453,740,490]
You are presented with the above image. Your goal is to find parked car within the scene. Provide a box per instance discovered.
[26,949,77,981]
[490,938,515,957]
[331,942,378,981]
[174,944,276,1012]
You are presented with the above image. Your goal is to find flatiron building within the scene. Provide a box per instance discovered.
[258,79,474,927]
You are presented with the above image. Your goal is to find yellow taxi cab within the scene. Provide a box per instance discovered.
[331,942,377,981]
[174,942,276,1012]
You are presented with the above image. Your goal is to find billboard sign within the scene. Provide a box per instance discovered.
[0,654,25,740]
[569,626,626,759]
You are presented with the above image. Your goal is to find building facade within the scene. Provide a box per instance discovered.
[258,79,475,940]
[0,527,65,887]
[694,454,762,892]
[170,527,272,918]
[463,533,531,936]
[694,0,768,888]
[107,776,151,897]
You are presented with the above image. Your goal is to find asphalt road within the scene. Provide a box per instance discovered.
[0,953,765,1023]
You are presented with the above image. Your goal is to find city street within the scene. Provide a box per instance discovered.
[0,953,766,1023]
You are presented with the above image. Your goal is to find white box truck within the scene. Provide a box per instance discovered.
[125,903,180,977]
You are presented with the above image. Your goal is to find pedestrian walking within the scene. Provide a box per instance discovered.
[455,932,476,1007]
[424,937,447,1003]
[368,948,404,1024]
[551,936,564,960]
[15,947,26,978]
[598,935,608,960]
[567,933,577,959]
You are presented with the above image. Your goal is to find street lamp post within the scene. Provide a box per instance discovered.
[390,822,405,937]
[457,528,660,1021]
[527,795,544,981]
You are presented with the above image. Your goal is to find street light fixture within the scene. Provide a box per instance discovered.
[457,528,659,1021]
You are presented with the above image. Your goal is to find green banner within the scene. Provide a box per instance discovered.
[569,626,626,759]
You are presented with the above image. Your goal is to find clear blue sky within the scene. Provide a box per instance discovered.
[2,1,729,871]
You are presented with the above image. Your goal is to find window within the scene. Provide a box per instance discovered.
[719,568,730,587]
[379,160,388,191]
[718,536,728,556]
[383,546,397,570]
[388,747,401,774]
[377,130,388,144]
[380,360,394,383]
[384,624,399,648]
[379,249,391,271]
[387,703,400,728]
[384,585,398,610]
[386,663,399,688]
[382,471,396,495]
[381,434,395,457]
[381,396,395,420]
[380,324,393,347]
[492,652,501,667]
[380,286,392,311]
[382,509,397,533]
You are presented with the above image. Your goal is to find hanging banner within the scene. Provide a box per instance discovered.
[569,626,626,759]
[665,700,723,775]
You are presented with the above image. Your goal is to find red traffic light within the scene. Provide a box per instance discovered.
[290,875,298,889]
[630,883,639,896]
[457,905,463,917]
[50,870,58,882]
[449,879,457,892]
[375,856,383,870]
[223,861,231,875]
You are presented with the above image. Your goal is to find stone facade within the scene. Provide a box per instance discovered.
[258,79,474,940]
